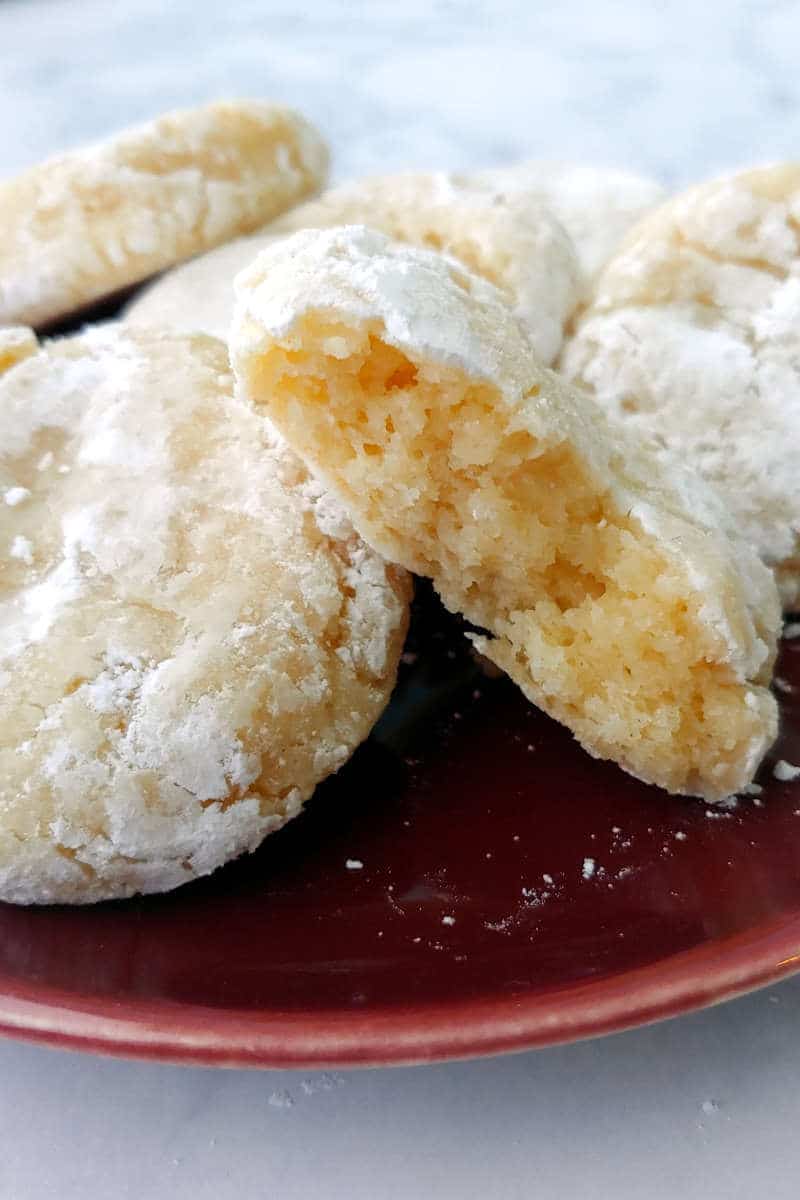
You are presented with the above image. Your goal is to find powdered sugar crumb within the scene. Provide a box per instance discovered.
[441,914,456,926]
[9,535,33,564]
[485,917,514,933]
[783,622,800,639]
[345,858,364,870]
[582,857,596,880]
[3,487,30,506]
[300,1073,344,1096]
[774,760,800,782]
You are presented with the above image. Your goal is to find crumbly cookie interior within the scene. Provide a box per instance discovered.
[245,321,775,798]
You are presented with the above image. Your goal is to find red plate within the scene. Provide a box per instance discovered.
[1,581,799,1068]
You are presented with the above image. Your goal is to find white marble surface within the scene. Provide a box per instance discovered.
[2,0,800,1196]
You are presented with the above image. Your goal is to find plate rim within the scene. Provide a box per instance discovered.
[0,910,798,1068]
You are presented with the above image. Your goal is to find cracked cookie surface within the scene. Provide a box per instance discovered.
[126,170,580,364]
[0,100,328,328]
[0,326,409,904]
[458,162,665,283]
[561,163,800,607]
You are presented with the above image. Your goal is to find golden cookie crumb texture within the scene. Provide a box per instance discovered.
[0,325,409,904]
[231,225,780,802]
[126,170,581,364]
[562,163,800,608]
[0,100,329,328]
[0,326,38,374]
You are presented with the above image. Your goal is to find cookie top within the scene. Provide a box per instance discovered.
[0,100,329,329]
[459,162,666,282]
[231,226,779,801]
[0,326,409,904]
[126,170,581,364]
[562,163,800,607]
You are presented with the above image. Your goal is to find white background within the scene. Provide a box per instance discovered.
[2,1,800,1196]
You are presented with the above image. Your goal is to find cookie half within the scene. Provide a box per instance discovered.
[0,100,328,328]
[231,226,779,802]
[0,326,409,904]
[562,163,800,607]
[126,170,581,364]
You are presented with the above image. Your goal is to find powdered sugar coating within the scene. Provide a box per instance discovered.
[562,163,800,607]
[459,162,666,283]
[231,226,779,800]
[0,100,328,329]
[0,326,409,904]
[126,171,580,364]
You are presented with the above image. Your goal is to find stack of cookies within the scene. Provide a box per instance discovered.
[1,100,795,904]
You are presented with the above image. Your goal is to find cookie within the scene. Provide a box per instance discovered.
[0,100,328,329]
[231,226,780,801]
[125,230,277,338]
[0,326,410,904]
[459,163,666,283]
[126,170,581,364]
[561,163,800,608]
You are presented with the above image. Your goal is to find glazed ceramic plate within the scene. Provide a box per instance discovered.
[1,579,799,1068]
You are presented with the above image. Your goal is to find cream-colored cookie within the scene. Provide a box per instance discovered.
[459,162,666,282]
[562,163,800,608]
[0,100,328,329]
[125,231,277,338]
[231,226,780,801]
[0,326,410,904]
[126,170,581,364]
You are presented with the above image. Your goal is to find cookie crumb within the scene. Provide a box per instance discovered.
[300,1073,344,1096]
